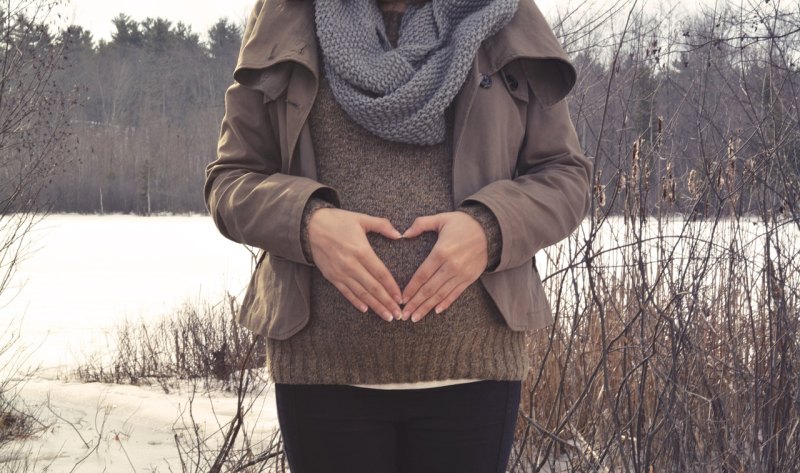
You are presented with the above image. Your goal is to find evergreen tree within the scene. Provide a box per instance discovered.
[111,14,143,48]
[141,17,172,53]
[207,18,241,61]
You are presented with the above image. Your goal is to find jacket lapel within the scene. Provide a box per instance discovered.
[235,0,319,84]
[233,0,320,165]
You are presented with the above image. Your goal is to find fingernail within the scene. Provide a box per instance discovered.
[402,310,409,320]
[394,229,403,238]
[383,311,393,321]
[361,305,368,312]
[411,313,419,323]
[393,310,402,320]
[435,306,442,314]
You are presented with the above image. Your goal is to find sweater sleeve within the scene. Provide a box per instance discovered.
[456,202,502,272]
[300,195,338,265]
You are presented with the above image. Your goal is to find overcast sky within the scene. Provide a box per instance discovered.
[56,0,257,41]
[54,0,700,44]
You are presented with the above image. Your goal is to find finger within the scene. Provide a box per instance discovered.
[347,262,400,321]
[331,280,369,313]
[433,279,472,315]
[401,249,445,304]
[361,250,403,306]
[401,214,443,239]
[402,266,452,321]
[343,275,396,322]
[410,274,461,323]
[361,215,403,240]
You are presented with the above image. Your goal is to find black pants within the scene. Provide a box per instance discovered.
[274,380,521,473]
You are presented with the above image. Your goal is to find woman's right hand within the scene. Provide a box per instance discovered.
[307,208,404,322]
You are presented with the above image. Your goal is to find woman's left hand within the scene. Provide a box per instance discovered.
[399,211,489,322]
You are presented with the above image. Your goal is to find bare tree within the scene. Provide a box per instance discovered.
[0,0,75,457]
[509,1,800,471]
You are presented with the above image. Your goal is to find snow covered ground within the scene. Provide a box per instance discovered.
[4,372,280,471]
[2,213,253,372]
[1,213,279,471]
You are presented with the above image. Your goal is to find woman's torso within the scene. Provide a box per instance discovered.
[263,69,530,385]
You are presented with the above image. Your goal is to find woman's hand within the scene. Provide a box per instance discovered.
[308,208,404,322]
[399,211,489,322]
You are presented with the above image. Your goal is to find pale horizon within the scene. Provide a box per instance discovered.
[50,0,704,44]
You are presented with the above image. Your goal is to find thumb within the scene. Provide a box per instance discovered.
[360,215,403,239]
[402,214,443,238]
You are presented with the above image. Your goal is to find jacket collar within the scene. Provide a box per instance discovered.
[233,0,318,100]
[481,0,577,105]
[234,0,576,105]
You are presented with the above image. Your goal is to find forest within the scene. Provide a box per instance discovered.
[2,0,798,217]
[1,9,242,214]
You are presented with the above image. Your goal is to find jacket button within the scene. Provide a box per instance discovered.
[504,73,518,91]
[479,73,492,88]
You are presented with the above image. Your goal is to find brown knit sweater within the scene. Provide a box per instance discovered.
[263,65,531,385]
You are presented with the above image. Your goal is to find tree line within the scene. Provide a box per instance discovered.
[2,11,243,215]
[2,2,799,217]
[555,0,799,223]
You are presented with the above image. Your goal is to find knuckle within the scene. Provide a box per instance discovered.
[437,245,455,259]
[342,244,359,258]
[366,281,382,295]
[447,260,464,274]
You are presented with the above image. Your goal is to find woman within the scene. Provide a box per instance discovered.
[204,0,592,470]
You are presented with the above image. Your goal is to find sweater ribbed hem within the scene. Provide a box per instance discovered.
[266,319,530,385]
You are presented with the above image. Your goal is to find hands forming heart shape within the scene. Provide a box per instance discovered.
[307,209,489,323]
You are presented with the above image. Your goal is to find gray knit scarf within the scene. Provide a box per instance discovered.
[314,0,519,145]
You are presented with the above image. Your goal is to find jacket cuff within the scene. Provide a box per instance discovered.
[300,195,338,265]
[456,202,502,272]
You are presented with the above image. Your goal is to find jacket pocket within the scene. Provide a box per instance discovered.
[478,256,553,333]
[235,252,312,340]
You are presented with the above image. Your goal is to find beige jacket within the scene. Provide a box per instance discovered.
[204,0,593,340]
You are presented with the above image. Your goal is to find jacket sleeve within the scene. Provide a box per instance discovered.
[203,81,341,265]
[457,87,593,274]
